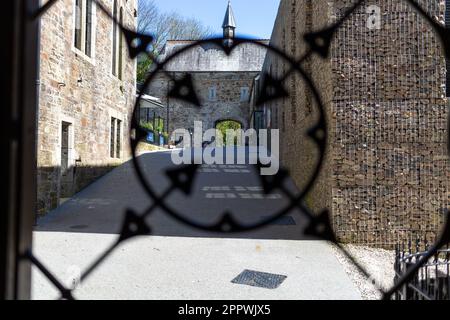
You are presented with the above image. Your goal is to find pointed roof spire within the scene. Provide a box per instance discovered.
[222,1,236,29]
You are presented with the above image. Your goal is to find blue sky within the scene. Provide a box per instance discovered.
[154,0,281,39]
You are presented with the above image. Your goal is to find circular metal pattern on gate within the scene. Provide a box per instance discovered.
[132,37,328,233]
[28,0,450,301]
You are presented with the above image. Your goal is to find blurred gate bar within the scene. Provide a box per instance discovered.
[0,0,39,300]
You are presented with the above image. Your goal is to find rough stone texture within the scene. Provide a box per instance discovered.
[159,40,269,72]
[37,0,137,215]
[143,40,268,136]
[144,71,259,134]
[260,0,449,248]
[257,0,334,216]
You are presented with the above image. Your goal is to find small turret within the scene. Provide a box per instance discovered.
[222,1,236,40]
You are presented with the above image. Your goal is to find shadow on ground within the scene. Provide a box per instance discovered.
[35,149,318,241]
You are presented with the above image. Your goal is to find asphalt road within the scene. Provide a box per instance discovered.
[33,147,361,300]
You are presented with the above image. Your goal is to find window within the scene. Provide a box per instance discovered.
[118,8,124,80]
[74,0,94,57]
[112,0,118,75]
[208,87,217,101]
[61,122,71,176]
[112,2,124,79]
[110,117,122,158]
[74,0,82,50]
[85,0,93,56]
[116,119,122,158]
[240,87,249,102]
[110,118,116,158]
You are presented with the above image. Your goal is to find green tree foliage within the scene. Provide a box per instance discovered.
[137,0,213,84]
[140,121,153,131]
[216,120,242,146]
[154,117,164,133]
[140,118,164,133]
[137,56,153,84]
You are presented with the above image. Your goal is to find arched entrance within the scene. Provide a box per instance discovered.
[215,119,243,146]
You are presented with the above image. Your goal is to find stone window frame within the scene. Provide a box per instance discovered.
[57,115,76,175]
[208,86,217,101]
[109,109,124,159]
[71,0,97,64]
[240,86,250,102]
[111,0,125,80]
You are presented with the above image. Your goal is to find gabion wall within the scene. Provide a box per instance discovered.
[264,0,449,248]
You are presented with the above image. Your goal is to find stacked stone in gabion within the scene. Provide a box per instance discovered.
[261,0,449,248]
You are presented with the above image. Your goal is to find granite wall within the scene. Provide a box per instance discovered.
[143,71,258,136]
[37,0,137,214]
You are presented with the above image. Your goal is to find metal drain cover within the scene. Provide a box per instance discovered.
[231,270,287,289]
[262,216,296,225]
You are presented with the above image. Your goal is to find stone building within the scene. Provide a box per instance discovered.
[142,2,268,137]
[257,0,449,247]
[37,0,137,214]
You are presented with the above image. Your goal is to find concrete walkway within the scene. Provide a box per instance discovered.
[32,148,361,300]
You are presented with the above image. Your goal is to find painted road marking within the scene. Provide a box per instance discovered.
[202,186,264,192]
[199,164,252,174]
[202,186,282,200]
[204,193,282,199]
[198,168,251,174]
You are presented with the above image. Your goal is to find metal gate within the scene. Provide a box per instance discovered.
[1,0,449,300]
